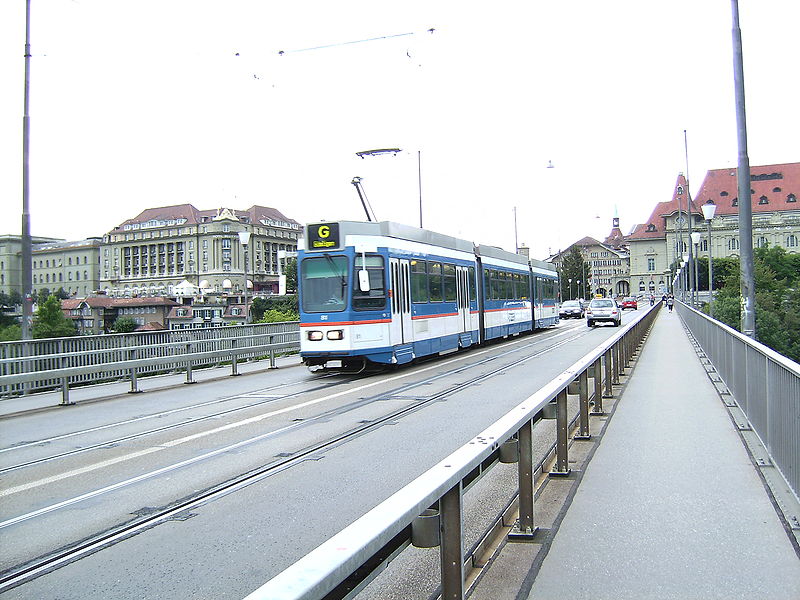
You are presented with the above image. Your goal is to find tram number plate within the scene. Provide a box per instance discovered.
[326,360,343,368]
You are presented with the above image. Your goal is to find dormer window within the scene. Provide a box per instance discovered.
[758,196,769,205]
[732,198,738,207]
[720,191,729,197]
[646,224,657,232]
[773,187,782,193]
[788,194,797,203]
[677,185,684,195]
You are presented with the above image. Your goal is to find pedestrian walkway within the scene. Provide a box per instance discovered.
[526,310,800,599]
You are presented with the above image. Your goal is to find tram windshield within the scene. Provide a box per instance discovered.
[301,255,348,313]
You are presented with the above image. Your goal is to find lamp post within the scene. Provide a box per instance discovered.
[701,201,717,317]
[237,230,251,323]
[691,231,701,307]
[568,278,573,300]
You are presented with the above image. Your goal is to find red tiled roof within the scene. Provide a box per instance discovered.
[693,162,800,216]
[136,322,166,331]
[110,204,299,233]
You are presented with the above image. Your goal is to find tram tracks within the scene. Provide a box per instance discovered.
[0,322,592,592]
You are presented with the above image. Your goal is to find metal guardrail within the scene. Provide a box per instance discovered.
[0,322,300,404]
[676,301,800,500]
[243,305,661,600]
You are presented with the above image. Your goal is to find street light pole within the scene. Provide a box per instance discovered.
[691,231,701,307]
[702,202,717,317]
[238,230,251,323]
[21,0,33,340]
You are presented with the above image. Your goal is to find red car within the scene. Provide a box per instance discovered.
[620,297,638,310]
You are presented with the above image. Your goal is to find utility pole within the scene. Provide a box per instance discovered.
[731,0,756,338]
[21,0,33,340]
[684,130,696,307]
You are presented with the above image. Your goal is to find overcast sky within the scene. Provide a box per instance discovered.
[1,1,798,259]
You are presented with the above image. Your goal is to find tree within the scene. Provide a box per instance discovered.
[252,295,298,322]
[559,246,589,300]
[0,324,21,342]
[37,288,52,305]
[112,317,138,333]
[712,245,800,363]
[284,257,297,293]
[32,295,76,339]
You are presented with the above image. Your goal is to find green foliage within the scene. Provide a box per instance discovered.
[37,288,52,305]
[284,258,297,293]
[559,246,589,300]
[258,308,300,323]
[112,316,139,333]
[712,246,800,362]
[251,295,298,322]
[32,295,76,339]
[0,324,22,342]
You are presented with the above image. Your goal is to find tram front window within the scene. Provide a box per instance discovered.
[301,255,348,313]
[353,255,386,310]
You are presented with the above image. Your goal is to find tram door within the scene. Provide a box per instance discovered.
[389,258,413,345]
[456,266,470,333]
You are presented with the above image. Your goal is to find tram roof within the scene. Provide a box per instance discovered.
[304,220,557,274]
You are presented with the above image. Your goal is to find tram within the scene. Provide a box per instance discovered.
[298,221,559,371]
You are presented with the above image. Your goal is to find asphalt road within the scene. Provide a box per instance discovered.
[0,312,639,599]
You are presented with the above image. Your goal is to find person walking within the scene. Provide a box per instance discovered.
[667,295,674,312]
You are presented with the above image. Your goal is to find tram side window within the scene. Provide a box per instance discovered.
[443,264,457,301]
[411,260,429,303]
[429,262,443,302]
[353,255,386,310]
[468,266,477,302]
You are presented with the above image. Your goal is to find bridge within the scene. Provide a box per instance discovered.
[0,303,798,599]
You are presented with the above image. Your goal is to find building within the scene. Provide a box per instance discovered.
[99,204,301,298]
[61,296,180,334]
[32,238,102,299]
[547,218,631,298]
[627,162,800,296]
[0,234,64,296]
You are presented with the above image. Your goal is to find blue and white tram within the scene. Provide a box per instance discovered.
[298,221,558,371]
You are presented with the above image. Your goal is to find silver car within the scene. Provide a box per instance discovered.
[559,300,584,319]
[586,298,621,328]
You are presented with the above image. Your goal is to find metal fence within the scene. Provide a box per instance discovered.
[676,301,800,500]
[243,304,661,600]
[0,322,300,403]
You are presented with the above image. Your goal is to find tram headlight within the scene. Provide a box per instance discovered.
[307,330,323,341]
[326,329,344,340]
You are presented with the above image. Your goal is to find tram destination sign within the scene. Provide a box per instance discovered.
[307,223,340,250]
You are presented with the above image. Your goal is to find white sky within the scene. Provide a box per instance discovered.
[1,1,798,259]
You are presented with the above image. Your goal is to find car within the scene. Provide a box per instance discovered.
[559,300,584,319]
[586,298,622,327]
[620,297,638,310]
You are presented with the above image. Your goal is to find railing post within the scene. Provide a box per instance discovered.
[576,369,590,439]
[592,358,605,414]
[550,389,570,476]
[58,340,74,406]
[612,343,620,384]
[439,482,464,600]
[184,342,195,384]
[510,420,537,540]
[231,337,239,376]
[128,348,141,394]
[269,334,277,369]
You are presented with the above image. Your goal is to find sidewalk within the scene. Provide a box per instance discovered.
[525,310,800,599]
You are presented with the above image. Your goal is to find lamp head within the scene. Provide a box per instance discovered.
[701,201,717,221]
[691,231,702,245]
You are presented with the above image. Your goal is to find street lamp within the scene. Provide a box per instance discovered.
[576,280,582,300]
[691,231,701,307]
[701,201,717,317]
[568,278,573,300]
[237,230,251,323]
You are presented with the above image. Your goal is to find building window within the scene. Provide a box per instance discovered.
[728,238,739,251]
[700,239,708,252]
[223,224,231,232]
[788,194,797,203]
[758,196,769,205]
[222,239,231,249]
[757,236,768,248]
[787,235,799,248]
[647,258,655,271]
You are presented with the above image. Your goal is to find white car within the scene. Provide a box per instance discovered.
[586,298,621,327]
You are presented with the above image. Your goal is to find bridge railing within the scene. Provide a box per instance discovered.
[243,305,661,600]
[676,301,800,500]
[0,322,300,403]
